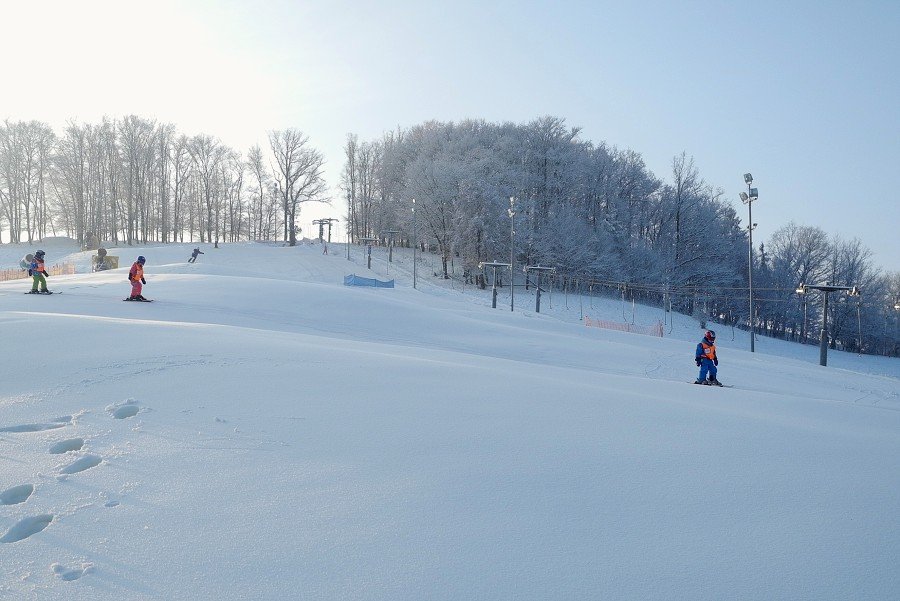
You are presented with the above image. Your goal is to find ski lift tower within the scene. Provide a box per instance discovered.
[381,230,401,262]
[361,237,377,270]
[313,218,339,242]
[524,265,556,313]
[479,261,511,309]
[797,283,860,366]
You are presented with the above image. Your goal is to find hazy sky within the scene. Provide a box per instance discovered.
[2,0,898,271]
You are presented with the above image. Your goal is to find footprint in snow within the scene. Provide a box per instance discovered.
[0,484,34,505]
[0,416,72,433]
[0,515,53,543]
[49,438,85,454]
[60,454,102,475]
[52,562,94,581]
[108,401,141,419]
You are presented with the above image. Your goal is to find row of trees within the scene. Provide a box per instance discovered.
[0,117,327,248]
[3,114,897,356]
[341,117,900,356]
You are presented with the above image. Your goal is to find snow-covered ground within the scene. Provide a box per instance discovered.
[1,238,898,600]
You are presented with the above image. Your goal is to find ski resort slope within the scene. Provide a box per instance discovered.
[1,240,898,601]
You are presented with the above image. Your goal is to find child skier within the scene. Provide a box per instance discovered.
[127,256,149,301]
[28,250,51,294]
[188,248,204,263]
[694,329,723,386]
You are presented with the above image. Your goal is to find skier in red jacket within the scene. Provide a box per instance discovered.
[127,256,148,301]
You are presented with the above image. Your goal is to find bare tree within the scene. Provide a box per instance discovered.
[269,129,328,246]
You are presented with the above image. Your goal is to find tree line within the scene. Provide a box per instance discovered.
[0,117,327,249]
[341,117,900,357]
[2,114,897,356]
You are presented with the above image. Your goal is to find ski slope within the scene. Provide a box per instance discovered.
[1,239,898,600]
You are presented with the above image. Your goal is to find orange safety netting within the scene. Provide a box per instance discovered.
[0,263,76,282]
[584,316,664,337]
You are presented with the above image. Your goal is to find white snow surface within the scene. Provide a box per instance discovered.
[1,239,898,600]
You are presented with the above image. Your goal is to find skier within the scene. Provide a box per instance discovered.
[127,256,149,301]
[28,250,51,294]
[694,329,723,386]
[188,248,204,263]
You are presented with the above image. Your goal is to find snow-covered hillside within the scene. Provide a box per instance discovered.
[1,240,898,600]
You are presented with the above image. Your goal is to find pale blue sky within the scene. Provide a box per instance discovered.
[3,0,898,270]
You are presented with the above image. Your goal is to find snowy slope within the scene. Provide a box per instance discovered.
[1,240,898,600]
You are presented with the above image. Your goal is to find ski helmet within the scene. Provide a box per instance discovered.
[705,330,716,341]
[35,250,45,258]
[137,255,146,264]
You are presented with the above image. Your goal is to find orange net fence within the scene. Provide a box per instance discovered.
[0,263,76,282]
[585,316,664,337]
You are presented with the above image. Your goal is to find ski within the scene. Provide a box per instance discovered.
[123,298,153,302]
[25,291,59,295]
[688,381,732,388]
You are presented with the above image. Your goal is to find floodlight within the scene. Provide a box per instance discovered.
[749,188,758,200]
[740,192,749,202]
[744,173,753,184]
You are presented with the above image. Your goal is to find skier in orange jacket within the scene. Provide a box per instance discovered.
[128,256,148,301]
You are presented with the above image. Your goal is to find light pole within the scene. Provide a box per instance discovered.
[272,183,280,243]
[894,301,900,357]
[508,197,516,312]
[796,284,808,344]
[346,191,352,261]
[412,199,417,289]
[740,174,759,352]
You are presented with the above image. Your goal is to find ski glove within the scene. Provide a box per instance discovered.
[43,272,49,277]
[27,269,32,276]
[695,359,702,367]
[141,277,146,285]
[713,358,718,366]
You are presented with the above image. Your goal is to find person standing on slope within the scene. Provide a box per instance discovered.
[28,250,51,294]
[694,329,722,386]
[128,256,148,301]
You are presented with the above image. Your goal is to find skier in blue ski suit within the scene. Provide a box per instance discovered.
[694,330,721,385]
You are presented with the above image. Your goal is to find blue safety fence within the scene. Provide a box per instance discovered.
[343,274,395,288]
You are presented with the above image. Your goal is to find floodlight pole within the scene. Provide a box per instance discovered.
[509,197,516,312]
[346,191,352,261]
[741,174,759,352]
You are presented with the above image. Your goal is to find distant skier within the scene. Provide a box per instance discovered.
[28,250,51,294]
[188,248,204,263]
[694,329,722,386]
[127,256,149,301]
